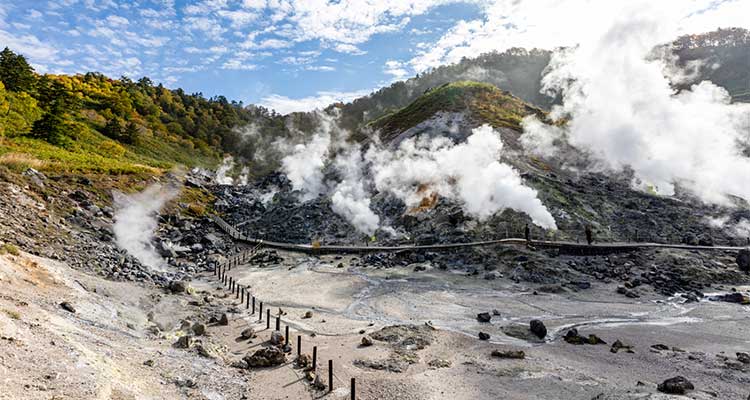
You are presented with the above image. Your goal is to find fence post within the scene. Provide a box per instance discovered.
[266,309,270,329]
[297,335,301,357]
[259,302,263,322]
[328,360,333,392]
[252,297,255,314]
[351,378,355,400]
[275,316,280,331]
[312,346,317,371]
[240,287,244,303]
[246,292,250,309]
[285,325,289,345]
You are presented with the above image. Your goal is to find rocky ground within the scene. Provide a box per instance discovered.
[2,164,750,399]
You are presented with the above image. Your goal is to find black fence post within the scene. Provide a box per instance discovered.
[259,302,263,321]
[351,378,355,400]
[266,309,270,329]
[252,297,255,314]
[246,292,250,309]
[275,316,280,331]
[285,325,289,345]
[328,360,333,392]
[297,335,301,357]
[312,346,317,371]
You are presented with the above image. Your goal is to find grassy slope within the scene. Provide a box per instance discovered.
[368,81,547,142]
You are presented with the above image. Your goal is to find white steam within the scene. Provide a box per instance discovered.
[215,156,235,185]
[331,145,381,235]
[522,5,750,205]
[238,166,249,185]
[367,124,557,229]
[113,184,179,269]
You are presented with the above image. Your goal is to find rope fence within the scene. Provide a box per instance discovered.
[213,242,359,398]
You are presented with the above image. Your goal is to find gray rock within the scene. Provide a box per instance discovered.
[192,322,206,336]
[477,312,492,323]
[59,301,76,314]
[241,327,256,339]
[174,335,192,349]
[737,249,750,273]
[529,319,547,339]
[218,313,229,326]
[269,331,284,346]
[657,376,694,395]
[491,350,525,359]
[244,347,286,368]
[361,336,373,347]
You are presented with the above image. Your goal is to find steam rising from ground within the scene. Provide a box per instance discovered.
[331,145,381,235]
[522,4,750,205]
[215,156,235,185]
[113,184,179,269]
[368,125,557,229]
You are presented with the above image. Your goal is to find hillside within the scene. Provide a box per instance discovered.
[0,48,285,175]
[367,81,547,143]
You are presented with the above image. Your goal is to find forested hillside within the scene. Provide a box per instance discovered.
[0,47,284,174]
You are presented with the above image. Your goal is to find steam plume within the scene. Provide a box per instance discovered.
[113,184,179,269]
[367,124,557,229]
[522,5,750,205]
[331,145,381,235]
[215,156,235,185]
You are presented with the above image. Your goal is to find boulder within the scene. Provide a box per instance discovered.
[174,335,193,349]
[491,350,525,359]
[737,352,750,364]
[361,336,373,347]
[244,347,286,368]
[59,301,76,314]
[478,332,490,340]
[529,320,547,339]
[657,376,694,395]
[169,280,190,293]
[477,312,492,323]
[269,331,285,346]
[240,327,256,339]
[302,310,313,319]
[737,249,750,273]
[192,322,206,336]
[218,313,229,326]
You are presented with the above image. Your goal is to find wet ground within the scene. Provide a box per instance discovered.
[224,250,750,399]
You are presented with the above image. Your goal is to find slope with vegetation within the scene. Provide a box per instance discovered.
[369,81,547,142]
[0,47,284,174]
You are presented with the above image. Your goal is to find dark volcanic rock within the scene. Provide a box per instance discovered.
[529,319,547,339]
[478,332,490,340]
[477,312,492,323]
[491,349,525,359]
[657,376,694,394]
[738,249,750,272]
[244,347,286,368]
[59,301,76,313]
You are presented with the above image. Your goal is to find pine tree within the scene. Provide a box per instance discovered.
[122,121,140,145]
[0,47,36,92]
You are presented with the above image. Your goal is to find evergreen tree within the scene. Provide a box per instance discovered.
[30,110,68,146]
[122,121,140,145]
[0,47,36,92]
[102,117,124,141]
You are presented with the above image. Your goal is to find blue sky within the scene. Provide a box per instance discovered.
[0,0,747,114]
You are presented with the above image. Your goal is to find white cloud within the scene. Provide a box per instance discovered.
[408,0,750,73]
[218,9,258,28]
[221,59,258,70]
[333,43,366,55]
[383,59,408,78]
[260,89,372,114]
[105,14,129,27]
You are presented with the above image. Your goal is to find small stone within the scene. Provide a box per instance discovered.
[169,280,190,293]
[174,335,192,349]
[657,376,694,395]
[241,327,256,339]
[610,339,634,354]
[192,322,206,336]
[491,350,525,359]
[492,309,501,316]
[737,352,750,364]
[477,312,492,323]
[144,359,155,367]
[651,344,670,351]
[296,353,312,369]
[361,336,373,347]
[218,313,229,326]
[303,311,313,319]
[427,359,452,368]
[478,332,490,340]
[59,301,76,314]
[529,320,547,339]
[269,331,284,346]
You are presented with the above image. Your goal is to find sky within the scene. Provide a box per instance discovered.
[0,0,748,114]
